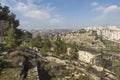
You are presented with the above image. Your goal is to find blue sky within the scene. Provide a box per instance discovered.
[0,0,120,29]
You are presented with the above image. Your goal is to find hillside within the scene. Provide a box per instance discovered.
[61,26,120,53]
[86,26,120,42]
[0,26,120,80]
[1,2,120,80]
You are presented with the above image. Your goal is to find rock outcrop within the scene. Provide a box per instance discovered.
[86,26,120,41]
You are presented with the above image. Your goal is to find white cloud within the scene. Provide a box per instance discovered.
[91,2,120,24]
[25,10,51,19]
[1,0,64,29]
[50,18,61,25]
[15,2,30,12]
[103,5,120,13]
[91,2,98,6]
[20,21,29,25]
[0,0,8,6]
[91,3,120,14]
[13,0,55,20]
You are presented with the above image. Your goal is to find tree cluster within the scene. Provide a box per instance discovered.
[54,35,67,55]
[69,42,78,60]
[0,3,19,28]
[6,23,19,48]
[0,4,23,48]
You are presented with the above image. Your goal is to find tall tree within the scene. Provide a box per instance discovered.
[22,31,32,42]
[27,34,42,48]
[0,3,20,37]
[40,35,51,56]
[69,42,78,60]
[43,35,51,51]
[54,35,67,55]
[6,23,18,48]
[0,3,19,28]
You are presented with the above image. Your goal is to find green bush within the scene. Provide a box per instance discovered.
[54,35,67,55]
[6,23,19,48]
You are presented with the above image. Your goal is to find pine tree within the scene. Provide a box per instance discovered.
[54,35,67,55]
[0,4,19,28]
[41,47,47,56]
[43,35,51,51]
[69,42,78,60]
[6,23,18,48]
[0,3,23,39]
[27,34,42,48]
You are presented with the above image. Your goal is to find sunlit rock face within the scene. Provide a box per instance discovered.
[78,51,95,64]
[86,26,120,41]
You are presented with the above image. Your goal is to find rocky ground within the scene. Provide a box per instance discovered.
[0,50,119,80]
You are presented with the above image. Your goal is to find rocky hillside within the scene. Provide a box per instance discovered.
[86,26,120,42]
[61,28,105,50]
[62,26,120,42]
[61,26,120,52]
[1,26,120,80]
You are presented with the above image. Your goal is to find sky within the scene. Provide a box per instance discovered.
[0,0,120,29]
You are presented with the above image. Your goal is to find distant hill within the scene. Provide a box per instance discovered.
[27,29,73,39]
[61,26,120,54]
[26,26,120,42]
[61,26,120,42]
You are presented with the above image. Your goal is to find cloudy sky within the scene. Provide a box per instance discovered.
[0,0,120,29]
